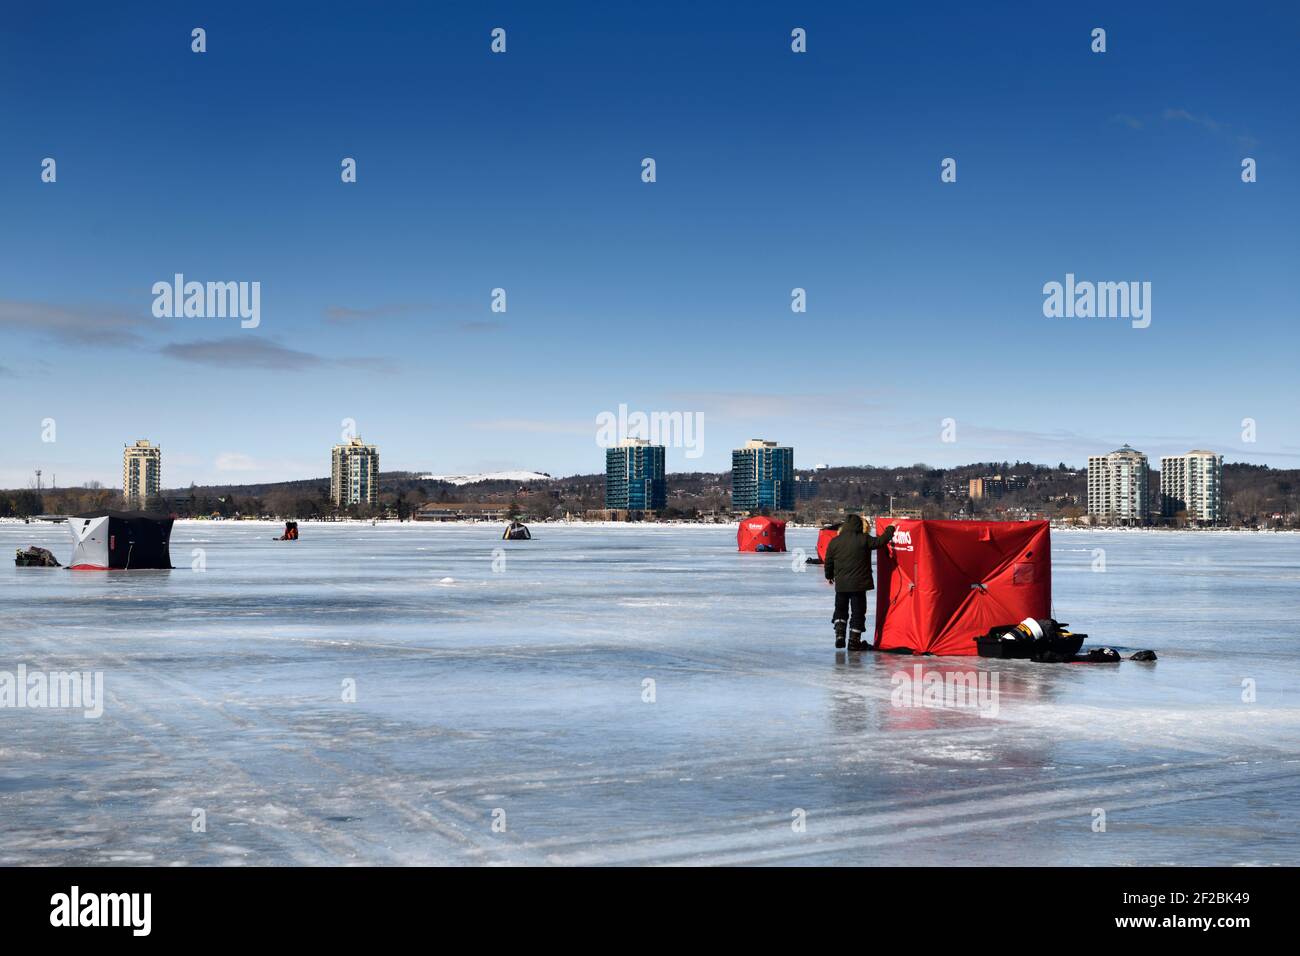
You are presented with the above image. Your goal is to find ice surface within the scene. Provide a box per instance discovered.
[2,520,1298,866]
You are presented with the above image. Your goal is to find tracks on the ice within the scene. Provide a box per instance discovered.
[8,624,1298,866]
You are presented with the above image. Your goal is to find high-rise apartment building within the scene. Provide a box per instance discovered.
[604,439,667,512]
[1087,444,1150,525]
[731,439,794,512]
[331,438,380,507]
[968,477,1005,499]
[123,440,161,510]
[1160,450,1223,525]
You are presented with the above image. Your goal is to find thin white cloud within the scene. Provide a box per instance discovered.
[214,452,260,472]
[322,303,500,335]
[470,418,591,435]
[668,389,884,423]
[212,452,320,475]
[1162,108,1222,132]
[323,303,433,323]
[1111,109,1257,150]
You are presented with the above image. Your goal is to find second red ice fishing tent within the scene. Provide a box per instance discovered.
[874,519,1050,655]
[737,516,787,552]
[815,527,838,561]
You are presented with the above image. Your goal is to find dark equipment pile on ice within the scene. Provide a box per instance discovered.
[14,546,61,567]
[975,617,1156,663]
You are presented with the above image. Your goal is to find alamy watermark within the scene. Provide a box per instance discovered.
[595,403,704,458]
[1043,273,1150,329]
[0,665,104,719]
[50,886,150,936]
[152,273,261,329]
[890,665,999,718]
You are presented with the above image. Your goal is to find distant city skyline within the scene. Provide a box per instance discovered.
[2,3,1296,488]
[20,436,1250,497]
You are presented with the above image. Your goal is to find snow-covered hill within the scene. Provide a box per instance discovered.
[417,470,553,485]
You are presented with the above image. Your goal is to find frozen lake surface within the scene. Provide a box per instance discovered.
[3,520,1299,866]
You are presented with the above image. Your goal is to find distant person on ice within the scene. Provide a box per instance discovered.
[824,515,895,650]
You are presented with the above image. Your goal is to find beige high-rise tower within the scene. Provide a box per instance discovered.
[1087,444,1149,526]
[1160,450,1223,525]
[331,438,380,507]
[123,440,162,510]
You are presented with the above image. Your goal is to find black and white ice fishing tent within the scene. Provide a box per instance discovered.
[66,511,174,570]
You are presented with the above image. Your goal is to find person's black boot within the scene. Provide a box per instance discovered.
[834,621,847,649]
[847,630,867,651]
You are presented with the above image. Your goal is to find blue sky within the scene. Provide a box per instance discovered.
[1,1,1296,487]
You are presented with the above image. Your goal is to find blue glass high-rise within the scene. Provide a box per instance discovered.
[605,440,667,512]
[732,439,794,512]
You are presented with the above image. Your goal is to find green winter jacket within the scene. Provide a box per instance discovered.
[824,516,895,593]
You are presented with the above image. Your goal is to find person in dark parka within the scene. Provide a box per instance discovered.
[824,514,895,650]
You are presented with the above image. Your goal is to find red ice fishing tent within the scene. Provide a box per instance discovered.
[874,519,1050,656]
[737,516,787,552]
[815,527,839,561]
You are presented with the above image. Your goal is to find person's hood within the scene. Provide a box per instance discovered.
[839,513,868,538]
